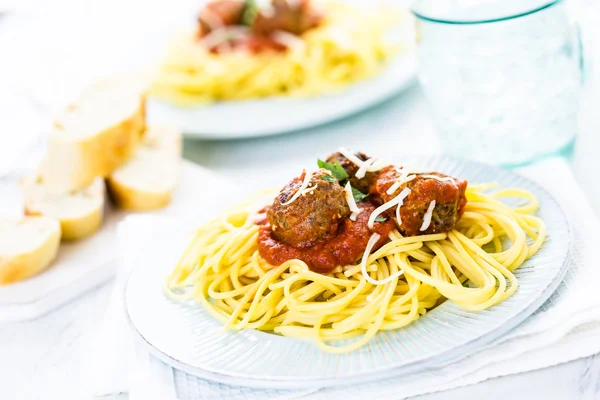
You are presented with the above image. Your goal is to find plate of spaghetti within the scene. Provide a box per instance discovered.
[147,0,416,138]
[125,153,570,388]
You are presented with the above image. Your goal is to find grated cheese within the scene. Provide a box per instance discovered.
[360,233,405,285]
[281,170,314,205]
[271,30,306,51]
[369,158,390,171]
[200,27,250,50]
[344,182,362,221]
[355,158,375,179]
[286,0,302,9]
[256,0,276,17]
[386,168,416,195]
[420,200,436,231]
[420,174,458,188]
[387,171,458,198]
[338,147,390,178]
[367,187,411,229]
[200,7,226,31]
[338,147,365,167]
[395,198,404,226]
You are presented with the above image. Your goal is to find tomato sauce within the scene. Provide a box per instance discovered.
[257,202,395,273]
[208,35,288,54]
[371,167,468,236]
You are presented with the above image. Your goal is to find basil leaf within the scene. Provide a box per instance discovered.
[351,186,369,203]
[317,159,349,181]
[242,0,259,26]
[374,215,387,222]
[321,174,337,183]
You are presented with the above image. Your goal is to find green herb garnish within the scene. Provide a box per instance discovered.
[351,186,369,203]
[242,0,259,26]
[317,159,349,181]
[374,216,387,222]
[321,174,337,183]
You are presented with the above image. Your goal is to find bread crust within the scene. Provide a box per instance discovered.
[21,177,105,241]
[39,80,147,192]
[0,217,61,285]
[106,125,181,211]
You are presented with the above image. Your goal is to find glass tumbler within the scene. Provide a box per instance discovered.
[412,0,584,166]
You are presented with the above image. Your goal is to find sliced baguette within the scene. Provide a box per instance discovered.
[22,175,105,241]
[39,74,147,192]
[0,216,61,285]
[107,125,182,211]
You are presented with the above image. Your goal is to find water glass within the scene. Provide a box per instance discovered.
[412,0,584,166]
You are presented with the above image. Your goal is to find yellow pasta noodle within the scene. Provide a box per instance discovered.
[165,185,545,353]
[151,2,405,105]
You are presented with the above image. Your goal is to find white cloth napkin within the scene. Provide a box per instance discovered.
[87,156,600,400]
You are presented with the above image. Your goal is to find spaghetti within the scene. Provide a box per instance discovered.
[151,2,405,105]
[165,185,545,353]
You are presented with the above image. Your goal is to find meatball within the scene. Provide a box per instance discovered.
[371,167,467,236]
[325,151,376,194]
[198,0,246,37]
[267,169,350,248]
[253,0,322,36]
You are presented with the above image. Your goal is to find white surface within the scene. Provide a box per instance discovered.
[88,215,181,399]
[1,92,599,400]
[124,156,571,389]
[1,88,599,400]
[0,161,233,322]
[0,86,46,177]
[92,156,599,400]
[148,56,417,138]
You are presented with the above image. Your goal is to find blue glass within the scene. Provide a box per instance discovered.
[412,0,584,166]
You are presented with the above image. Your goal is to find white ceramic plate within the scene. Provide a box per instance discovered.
[147,55,417,139]
[124,156,571,389]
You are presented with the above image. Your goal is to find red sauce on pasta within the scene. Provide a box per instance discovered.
[208,35,287,54]
[257,202,394,273]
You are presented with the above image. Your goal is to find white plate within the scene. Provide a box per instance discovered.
[0,161,236,322]
[124,156,571,389]
[147,55,417,139]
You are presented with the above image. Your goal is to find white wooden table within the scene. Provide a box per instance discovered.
[1,0,600,399]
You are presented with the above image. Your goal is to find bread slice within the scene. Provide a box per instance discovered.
[38,74,147,192]
[0,216,61,285]
[106,125,182,211]
[22,175,105,241]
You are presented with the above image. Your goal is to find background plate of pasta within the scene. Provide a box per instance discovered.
[146,0,416,138]
[125,155,570,389]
